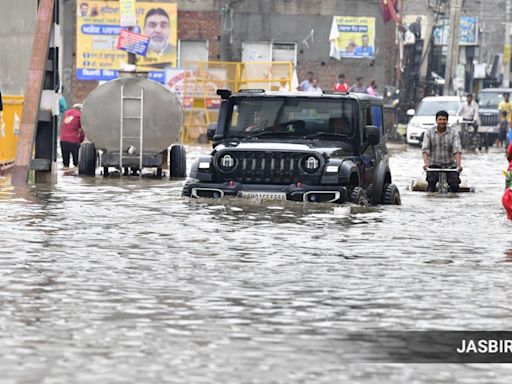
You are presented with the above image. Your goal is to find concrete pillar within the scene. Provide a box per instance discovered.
[444,0,462,95]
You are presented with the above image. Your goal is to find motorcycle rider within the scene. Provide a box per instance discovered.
[456,93,480,132]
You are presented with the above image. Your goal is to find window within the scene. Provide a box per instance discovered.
[228,97,356,138]
[272,42,297,66]
[178,40,208,68]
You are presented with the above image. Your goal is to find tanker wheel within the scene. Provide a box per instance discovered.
[170,145,187,178]
[78,143,97,176]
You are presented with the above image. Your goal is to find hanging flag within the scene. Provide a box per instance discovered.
[381,0,392,23]
[329,17,341,60]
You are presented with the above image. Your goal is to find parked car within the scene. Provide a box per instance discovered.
[406,96,464,145]
[183,89,401,206]
[476,88,512,147]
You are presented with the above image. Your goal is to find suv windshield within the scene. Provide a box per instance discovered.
[228,97,357,139]
[416,99,462,116]
[477,92,504,108]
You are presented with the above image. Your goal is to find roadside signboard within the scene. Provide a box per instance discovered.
[117,30,149,56]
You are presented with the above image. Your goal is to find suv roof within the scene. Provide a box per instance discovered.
[224,89,383,103]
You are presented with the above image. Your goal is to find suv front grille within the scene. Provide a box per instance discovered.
[480,114,498,126]
[216,151,318,184]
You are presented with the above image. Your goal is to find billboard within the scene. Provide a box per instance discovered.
[433,17,478,46]
[76,1,177,81]
[329,16,376,60]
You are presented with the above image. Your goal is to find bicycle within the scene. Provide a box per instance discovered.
[457,120,481,151]
[425,167,460,194]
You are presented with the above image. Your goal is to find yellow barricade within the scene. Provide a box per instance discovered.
[0,95,23,168]
[180,61,293,144]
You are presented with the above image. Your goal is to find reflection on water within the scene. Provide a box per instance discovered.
[0,145,512,383]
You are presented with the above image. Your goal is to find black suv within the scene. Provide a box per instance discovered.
[183,89,400,205]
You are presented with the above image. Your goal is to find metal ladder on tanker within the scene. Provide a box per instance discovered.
[120,85,144,176]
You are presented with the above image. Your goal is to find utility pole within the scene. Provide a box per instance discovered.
[503,0,511,87]
[444,0,462,95]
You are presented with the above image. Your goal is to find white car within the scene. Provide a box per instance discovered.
[406,96,464,145]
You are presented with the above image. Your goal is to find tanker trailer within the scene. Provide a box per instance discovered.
[78,76,186,178]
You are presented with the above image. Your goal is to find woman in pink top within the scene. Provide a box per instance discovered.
[367,80,378,96]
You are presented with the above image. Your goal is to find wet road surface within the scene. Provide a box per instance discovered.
[0,144,511,383]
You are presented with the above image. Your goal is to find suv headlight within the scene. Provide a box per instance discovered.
[301,155,321,173]
[408,121,422,129]
[218,153,237,172]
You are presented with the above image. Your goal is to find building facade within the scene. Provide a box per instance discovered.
[66,0,397,102]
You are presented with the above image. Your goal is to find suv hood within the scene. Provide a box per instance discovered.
[215,141,351,157]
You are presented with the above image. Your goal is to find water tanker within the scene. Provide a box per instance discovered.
[78,76,186,177]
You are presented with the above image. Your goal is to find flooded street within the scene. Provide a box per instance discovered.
[1,144,512,383]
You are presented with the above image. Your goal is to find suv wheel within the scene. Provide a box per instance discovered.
[351,187,368,206]
[383,183,401,205]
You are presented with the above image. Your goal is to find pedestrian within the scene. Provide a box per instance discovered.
[278,77,289,92]
[59,92,67,115]
[500,111,509,148]
[309,78,322,92]
[457,93,480,130]
[498,92,512,148]
[507,124,512,148]
[367,80,378,96]
[333,74,349,92]
[503,142,512,220]
[422,110,463,192]
[350,77,368,94]
[60,103,85,169]
[297,71,314,91]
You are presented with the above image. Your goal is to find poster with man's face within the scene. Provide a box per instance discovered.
[76,1,177,81]
[137,4,178,68]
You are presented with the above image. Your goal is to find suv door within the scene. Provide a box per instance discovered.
[359,102,376,188]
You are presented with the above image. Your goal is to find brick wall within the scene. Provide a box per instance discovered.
[178,11,220,61]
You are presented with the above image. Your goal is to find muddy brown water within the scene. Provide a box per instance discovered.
[0,144,511,383]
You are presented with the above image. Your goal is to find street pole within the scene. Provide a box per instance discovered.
[503,0,511,87]
[444,0,462,95]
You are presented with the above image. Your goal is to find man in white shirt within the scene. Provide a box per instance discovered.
[457,93,480,125]
[298,71,314,91]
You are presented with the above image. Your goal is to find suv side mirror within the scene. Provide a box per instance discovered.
[365,125,381,146]
[207,123,217,141]
[406,109,415,116]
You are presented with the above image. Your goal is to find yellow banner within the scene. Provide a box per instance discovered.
[505,45,511,66]
[329,16,376,59]
[76,1,177,81]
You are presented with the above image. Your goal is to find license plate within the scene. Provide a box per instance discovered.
[239,191,287,200]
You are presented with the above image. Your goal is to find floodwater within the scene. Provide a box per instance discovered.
[0,144,511,383]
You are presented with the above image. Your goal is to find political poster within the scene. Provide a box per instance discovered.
[329,16,376,60]
[76,1,177,81]
[433,17,478,46]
